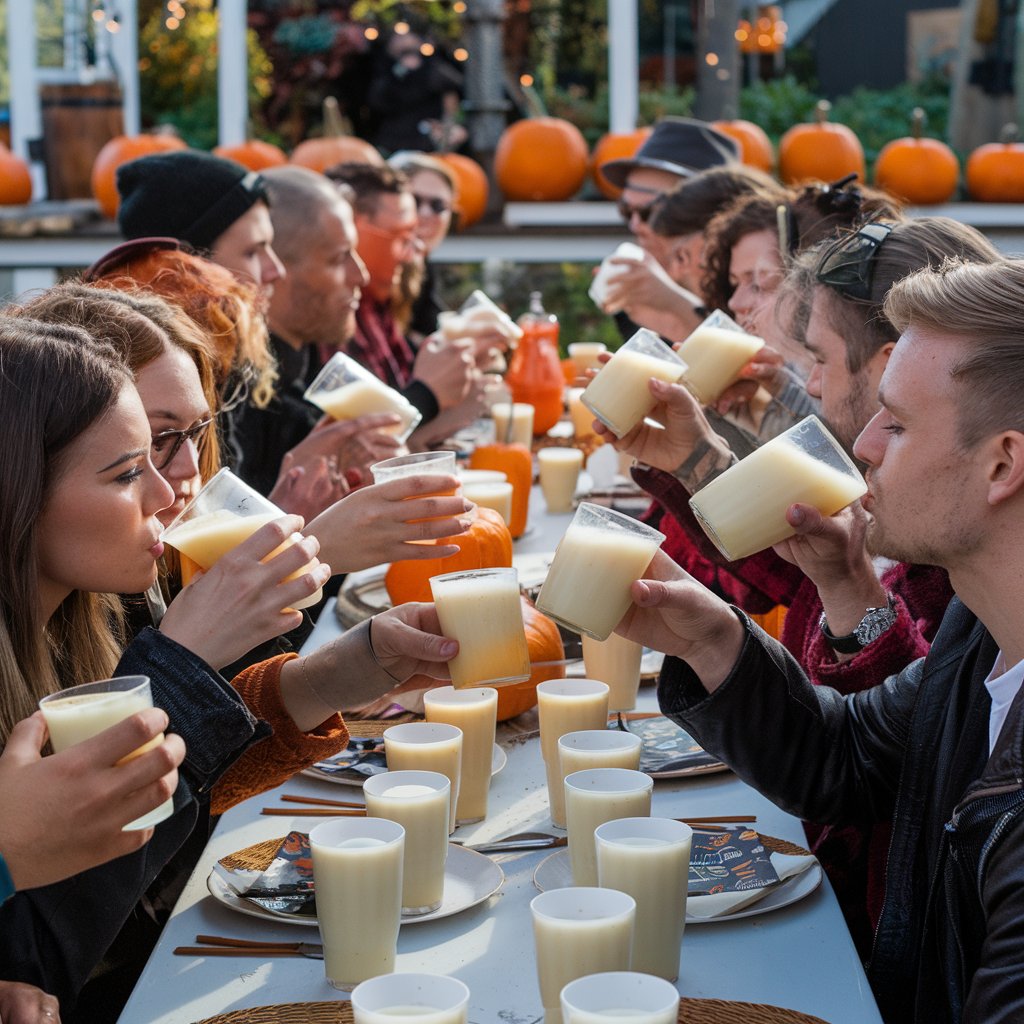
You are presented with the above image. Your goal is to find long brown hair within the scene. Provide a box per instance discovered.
[0,316,129,744]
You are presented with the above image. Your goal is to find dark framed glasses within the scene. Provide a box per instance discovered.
[413,193,451,216]
[150,417,213,471]
[814,221,896,301]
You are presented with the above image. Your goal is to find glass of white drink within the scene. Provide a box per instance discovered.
[424,686,498,824]
[675,308,765,405]
[39,675,174,831]
[363,770,450,915]
[430,567,531,690]
[560,972,680,1024]
[582,632,643,712]
[531,887,636,1024]
[460,480,513,526]
[304,351,421,442]
[567,342,608,376]
[383,722,463,833]
[564,768,653,887]
[351,972,471,1024]
[159,468,323,608]
[558,730,642,779]
[491,401,535,448]
[536,502,665,642]
[371,449,459,484]
[567,388,597,439]
[595,817,693,981]
[688,414,867,561]
[309,817,405,990]
[579,329,687,439]
[588,241,646,312]
[458,288,524,342]
[538,447,585,514]
[536,679,610,829]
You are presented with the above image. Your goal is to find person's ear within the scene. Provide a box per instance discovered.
[986,431,1024,507]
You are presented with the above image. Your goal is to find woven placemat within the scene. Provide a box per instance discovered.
[192,997,828,1024]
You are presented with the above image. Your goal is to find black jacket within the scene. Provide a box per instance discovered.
[659,599,1024,1024]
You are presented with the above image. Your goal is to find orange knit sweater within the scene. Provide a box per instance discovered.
[211,653,350,815]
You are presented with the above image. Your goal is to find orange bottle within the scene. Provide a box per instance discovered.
[506,291,564,435]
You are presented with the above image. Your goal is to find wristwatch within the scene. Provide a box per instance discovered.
[819,594,897,654]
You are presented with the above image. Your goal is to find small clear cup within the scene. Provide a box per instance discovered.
[351,972,471,1024]
[560,972,680,1024]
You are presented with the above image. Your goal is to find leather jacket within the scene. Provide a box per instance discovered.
[659,599,1024,1024]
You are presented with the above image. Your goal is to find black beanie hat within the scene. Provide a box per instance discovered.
[116,150,269,251]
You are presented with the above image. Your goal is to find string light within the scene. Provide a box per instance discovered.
[705,52,719,66]
[105,16,120,32]
[520,73,534,86]
[453,1,467,12]
[365,26,379,40]
[453,47,468,61]
[420,43,435,56]
[394,21,409,34]
[164,16,178,29]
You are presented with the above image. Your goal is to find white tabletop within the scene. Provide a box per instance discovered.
[117,484,883,1024]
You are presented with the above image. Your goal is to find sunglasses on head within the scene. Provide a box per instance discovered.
[814,221,896,302]
[150,417,213,471]
[413,193,451,216]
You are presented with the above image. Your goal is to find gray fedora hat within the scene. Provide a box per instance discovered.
[601,116,740,189]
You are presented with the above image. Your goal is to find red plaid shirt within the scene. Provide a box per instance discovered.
[348,295,416,391]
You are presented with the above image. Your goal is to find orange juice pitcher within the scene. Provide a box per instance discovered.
[507,291,564,435]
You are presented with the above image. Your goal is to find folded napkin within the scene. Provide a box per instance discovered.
[686,851,818,920]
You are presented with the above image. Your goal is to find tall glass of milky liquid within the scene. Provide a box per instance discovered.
[384,722,463,834]
[363,770,450,915]
[39,675,174,830]
[304,350,422,442]
[582,632,644,712]
[351,973,471,1024]
[674,308,765,406]
[531,887,636,1024]
[537,503,665,642]
[309,818,405,989]
[537,679,610,829]
[688,415,867,561]
[579,328,688,439]
[160,468,322,609]
[424,686,498,824]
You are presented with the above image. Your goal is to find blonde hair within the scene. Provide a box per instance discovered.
[884,257,1024,448]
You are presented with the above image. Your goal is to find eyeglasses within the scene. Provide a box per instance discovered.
[150,418,213,471]
[616,198,657,224]
[814,221,896,301]
[413,193,451,216]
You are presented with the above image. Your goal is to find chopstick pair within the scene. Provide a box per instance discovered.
[174,935,323,959]
[261,793,366,817]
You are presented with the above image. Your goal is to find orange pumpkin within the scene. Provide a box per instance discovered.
[712,119,774,173]
[0,145,32,205]
[469,443,533,539]
[778,100,865,186]
[91,132,188,219]
[874,108,958,205]
[495,596,565,721]
[385,506,512,606]
[434,152,489,228]
[495,117,589,202]
[290,97,382,174]
[966,124,1024,202]
[590,127,653,200]
[213,139,288,172]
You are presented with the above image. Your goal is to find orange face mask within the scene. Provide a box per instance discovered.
[357,219,418,300]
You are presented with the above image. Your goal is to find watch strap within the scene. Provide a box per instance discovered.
[819,594,896,654]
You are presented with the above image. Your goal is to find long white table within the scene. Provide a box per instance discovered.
[117,487,884,1024]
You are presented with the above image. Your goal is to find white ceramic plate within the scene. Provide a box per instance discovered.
[531,848,822,923]
[207,843,503,928]
[301,743,507,787]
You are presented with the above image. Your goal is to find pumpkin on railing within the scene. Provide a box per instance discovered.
[434,151,488,228]
[495,117,589,202]
[91,132,188,219]
[712,119,774,173]
[778,100,865,186]
[0,144,32,206]
[290,97,382,173]
[213,139,288,172]
[966,124,1024,202]
[874,108,958,205]
[590,127,652,200]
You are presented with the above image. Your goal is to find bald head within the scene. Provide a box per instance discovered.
[261,166,351,265]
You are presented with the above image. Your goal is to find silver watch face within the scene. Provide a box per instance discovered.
[854,605,897,645]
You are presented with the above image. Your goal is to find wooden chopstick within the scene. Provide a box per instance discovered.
[261,807,366,817]
[280,793,365,809]
[679,816,755,825]
[196,934,303,948]
[174,946,306,957]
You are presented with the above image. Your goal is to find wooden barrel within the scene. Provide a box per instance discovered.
[40,81,124,199]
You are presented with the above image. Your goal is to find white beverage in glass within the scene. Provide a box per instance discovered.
[538,447,584,514]
[582,633,643,712]
[39,675,174,831]
[363,771,450,915]
[160,468,323,609]
[457,469,507,486]
[531,887,636,1024]
[352,973,471,1024]
[304,350,421,443]
[537,680,610,829]
[568,342,608,375]
[309,819,404,989]
[461,481,513,526]
[491,402,535,447]
[676,323,765,405]
[688,415,867,561]
[558,730,642,779]
[595,817,692,981]
[560,972,680,1024]
[565,769,653,887]
[430,568,531,690]
[371,450,458,485]
[384,723,463,833]
[580,329,687,439]
[424,686,498,824]
[588,241,646,312]
[537,504,665,642]
[459,288,524,341]
[567,388,597,439]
